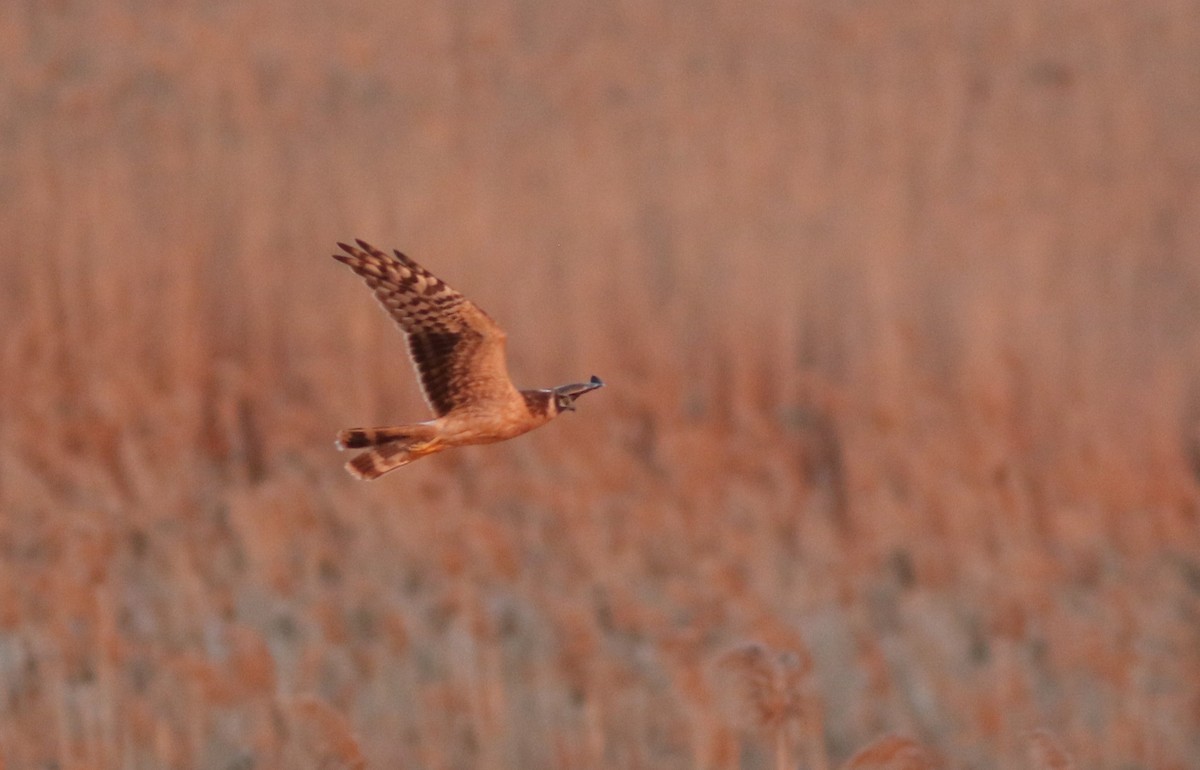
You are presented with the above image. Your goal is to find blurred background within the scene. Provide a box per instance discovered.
[2,1,1199,768]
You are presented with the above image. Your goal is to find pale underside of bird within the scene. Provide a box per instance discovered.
[332,240,603,479]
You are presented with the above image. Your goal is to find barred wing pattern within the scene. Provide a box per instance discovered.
[333,240,517,416]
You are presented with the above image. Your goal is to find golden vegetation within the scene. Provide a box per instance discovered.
[2,1,1199,768]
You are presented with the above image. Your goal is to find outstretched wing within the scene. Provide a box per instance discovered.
[334,240,518,417]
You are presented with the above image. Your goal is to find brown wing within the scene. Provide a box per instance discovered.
[334,240,518,417]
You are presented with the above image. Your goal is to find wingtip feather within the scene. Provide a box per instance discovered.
[333,242,359,264]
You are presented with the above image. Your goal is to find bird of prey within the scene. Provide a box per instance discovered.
[332,240,604,479]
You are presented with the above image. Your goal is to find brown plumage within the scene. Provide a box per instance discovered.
[333,240,603,479]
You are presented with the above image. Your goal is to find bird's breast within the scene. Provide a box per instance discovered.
[436,398,551,447]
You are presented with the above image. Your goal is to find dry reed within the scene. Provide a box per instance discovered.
[2,1,1199,769]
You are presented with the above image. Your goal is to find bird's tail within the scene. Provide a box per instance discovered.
[336,423,442,480]
[344,438,445,480]
[336,423,438,450]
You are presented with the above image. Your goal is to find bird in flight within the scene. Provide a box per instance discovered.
[332,240,604,479]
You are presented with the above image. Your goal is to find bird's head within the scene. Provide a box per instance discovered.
[552,375,604,413]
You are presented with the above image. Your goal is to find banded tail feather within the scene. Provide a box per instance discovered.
[345,438,444,480]
[336,424,438,450]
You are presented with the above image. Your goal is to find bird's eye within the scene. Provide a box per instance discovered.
[556,395,570,409]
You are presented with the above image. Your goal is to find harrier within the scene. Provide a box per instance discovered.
[332,240,603,479]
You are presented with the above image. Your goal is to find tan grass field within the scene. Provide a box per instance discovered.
[2,1,1200,768]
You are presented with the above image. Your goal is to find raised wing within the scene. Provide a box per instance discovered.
[334,240,518,416]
